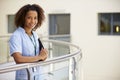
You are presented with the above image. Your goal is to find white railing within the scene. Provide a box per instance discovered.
[0,35,82,80]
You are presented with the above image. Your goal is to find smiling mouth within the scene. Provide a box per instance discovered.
[30,24,36,27]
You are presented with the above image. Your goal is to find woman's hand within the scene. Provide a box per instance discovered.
[38,48,48,61]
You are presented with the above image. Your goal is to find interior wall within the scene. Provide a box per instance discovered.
[0,0,120,80]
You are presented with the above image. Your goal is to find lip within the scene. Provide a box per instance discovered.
[30,24,36,27]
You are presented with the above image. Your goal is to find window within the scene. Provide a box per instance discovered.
[49,14,70,35]
[98,13,120,35]
[49,14,70,42]
[8,15,16,33]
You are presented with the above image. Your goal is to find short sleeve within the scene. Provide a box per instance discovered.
[9,34,22,56]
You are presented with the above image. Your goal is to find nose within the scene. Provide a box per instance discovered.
[31,18,35,23]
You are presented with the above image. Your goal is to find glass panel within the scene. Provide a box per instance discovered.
[52,43,70,57]
[0,71,15,80]
[99,13,111,34]
[8,15,16,33]
[0,62,15,80]
[56,14,70,35]
[49,14,71,42]
[39,66,69,80]
[113,13,120,34]
[49,14,70,35]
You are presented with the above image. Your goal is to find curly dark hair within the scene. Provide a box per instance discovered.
[15,4,45,30]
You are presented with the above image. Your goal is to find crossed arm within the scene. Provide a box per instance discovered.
[12,48,48,64]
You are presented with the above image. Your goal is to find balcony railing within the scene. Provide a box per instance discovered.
[0,35,82,80]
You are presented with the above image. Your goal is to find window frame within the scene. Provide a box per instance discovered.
[98,13,120,35]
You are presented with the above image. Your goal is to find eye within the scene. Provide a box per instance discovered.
[34,17,37,20]
[26,16,31,19]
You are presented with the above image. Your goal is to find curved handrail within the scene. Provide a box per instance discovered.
[0,39,82,74]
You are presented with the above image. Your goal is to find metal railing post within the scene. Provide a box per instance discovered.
[26,68,32,80]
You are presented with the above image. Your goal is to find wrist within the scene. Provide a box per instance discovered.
[37,55,42,61]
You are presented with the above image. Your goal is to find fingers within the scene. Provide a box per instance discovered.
[39,48,48,61]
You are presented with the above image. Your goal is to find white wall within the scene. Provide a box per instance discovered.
[0,0,120,80]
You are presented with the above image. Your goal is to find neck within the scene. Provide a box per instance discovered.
[24,27,32,36]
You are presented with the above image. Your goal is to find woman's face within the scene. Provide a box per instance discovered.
[24,10,38,29]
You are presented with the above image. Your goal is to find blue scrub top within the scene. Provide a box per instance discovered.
[9,27,43,80]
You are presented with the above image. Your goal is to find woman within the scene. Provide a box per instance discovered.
[9,4,48,80]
